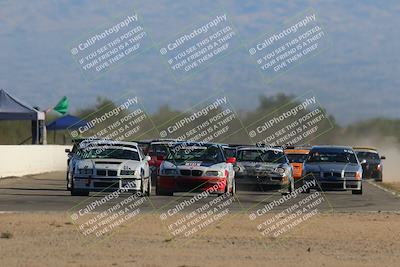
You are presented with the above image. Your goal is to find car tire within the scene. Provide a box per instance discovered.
[158,191,173,196]
[218,179,229,197]
[145,176,151,197]
[281,180,294,195]
[303,187,311,193]
[70,181,89,196]
[140,171,146,196]
[375,172,383,182]
[71,188,89,196]
[66,172,71,191]
[230,179,236,196]
[352,184,363,195]
[290,179,294,193]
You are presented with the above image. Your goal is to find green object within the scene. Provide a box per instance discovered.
[53,96,69,115]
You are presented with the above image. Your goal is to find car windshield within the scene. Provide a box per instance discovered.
[237,149,287,164]
[286,153,308,163]
[356,152,380,160]
[307,150,357,163]
[167,145,224,163]
[223,148,237,158]
[82,148,140,160]
[149,144,170,157]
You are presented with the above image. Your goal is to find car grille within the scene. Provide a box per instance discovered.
[179,170,203,176]
[94,182,119,188]
[344,172,356,177]
[96,169,118,176]
[323,172,342,178]
[192,170,203,176]
[95,161,121,165]
[97,170,106,176]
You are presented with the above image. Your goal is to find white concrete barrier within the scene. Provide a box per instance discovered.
[0,145,71,178]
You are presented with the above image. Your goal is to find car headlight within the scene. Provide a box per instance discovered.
[275,167,286,175]
[120,170,135,175]
[205,171,224,177]
[78,168,93,175]
[162,169,178,175]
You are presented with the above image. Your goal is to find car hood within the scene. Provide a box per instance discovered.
[237,161,282,171]
[76,158,142,170]
[304,162,360,172]
[162,160,226,171]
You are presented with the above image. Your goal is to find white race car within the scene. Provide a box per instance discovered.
[69,141,151,196]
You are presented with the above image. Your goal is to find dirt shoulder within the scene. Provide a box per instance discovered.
[1,212,400,267]
[381,182,400,193]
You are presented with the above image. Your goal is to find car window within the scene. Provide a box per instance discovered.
[286,153,308,163]
[356,152,380,160]
[149,144,170,157]
[167,145,224,163]
[307,150,357,163]
[223,147,237,158]
[237,150,287,164]
[83,148,140,160]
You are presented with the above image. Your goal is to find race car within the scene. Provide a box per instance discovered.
[234,146,294,194]
[353,147,385,181]
[65,138,112,190]
[284,146,310,183]
[69,141,151,196]
[146,139,179,186]
[156,142,236,196]
[302,146,364,194]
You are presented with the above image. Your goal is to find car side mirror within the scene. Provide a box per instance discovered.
[65,148,71,153]
[360,159,367,164]
[226,157,236,164]
[145,156,152,161]
[381,156,386,160]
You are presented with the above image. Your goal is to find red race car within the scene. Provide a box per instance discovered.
[156,142,236,196]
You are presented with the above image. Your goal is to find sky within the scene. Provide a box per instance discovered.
[0,0,399,125]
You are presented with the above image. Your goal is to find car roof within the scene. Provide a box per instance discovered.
[285,149,310,154]
[173,142,221,148]
[89,145,138,152]
[353,147,378,152]
[237,147,283,152]
[310,145,354,151]
[79,140,138,149]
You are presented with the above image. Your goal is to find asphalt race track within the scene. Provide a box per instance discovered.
[0,172,399,213]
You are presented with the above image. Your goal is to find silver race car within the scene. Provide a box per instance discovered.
[302,146,363,194]
[234,146,294,194]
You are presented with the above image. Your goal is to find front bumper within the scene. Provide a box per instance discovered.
[73,176,142,192]
[235,174,288,187]
[304,177,362,191]
[157,175,226,193]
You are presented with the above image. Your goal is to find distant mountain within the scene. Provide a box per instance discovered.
[0,0,399,125]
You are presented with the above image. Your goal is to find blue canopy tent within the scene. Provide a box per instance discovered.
[46,115,87,144]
